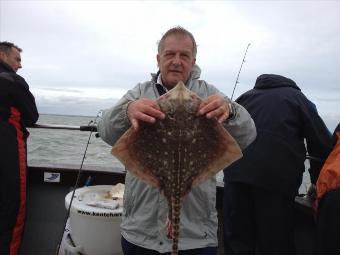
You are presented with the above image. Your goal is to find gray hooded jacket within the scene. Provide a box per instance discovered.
[98,65,256,252]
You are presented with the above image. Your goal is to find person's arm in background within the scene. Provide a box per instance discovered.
[303,99,333,185]
[332,123,340,146]
[0,72,38,126]
[12,74,39,126]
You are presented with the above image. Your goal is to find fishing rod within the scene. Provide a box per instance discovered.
[55,111,101,255]
[32,123,98,132]
[230,43,251,100]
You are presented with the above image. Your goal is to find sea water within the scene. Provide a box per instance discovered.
[27,114,120,168]
[27,114,314,194]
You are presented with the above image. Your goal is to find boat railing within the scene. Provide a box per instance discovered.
[32,123,98,132]
[28,123,324,194]
[31,123,325,163]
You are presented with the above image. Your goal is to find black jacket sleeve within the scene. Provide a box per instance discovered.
[12,74,39,127]
[302,99,333,184]
[332,123,340,146]
[0,72,40,127]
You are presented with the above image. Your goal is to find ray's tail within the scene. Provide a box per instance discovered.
[166,194,181,255]
[171,194,181,255]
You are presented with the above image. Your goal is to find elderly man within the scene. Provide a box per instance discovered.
[98,26,256,255]
[0,41,39,255]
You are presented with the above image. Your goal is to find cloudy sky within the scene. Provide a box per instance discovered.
[0,0,339,130]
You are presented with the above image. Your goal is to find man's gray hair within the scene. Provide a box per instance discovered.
[0,41,22,54]
[158,26,197,58]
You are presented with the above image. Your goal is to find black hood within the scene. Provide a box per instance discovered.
[254,74,301,91]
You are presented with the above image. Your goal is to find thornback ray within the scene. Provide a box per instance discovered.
[111,81,242,255]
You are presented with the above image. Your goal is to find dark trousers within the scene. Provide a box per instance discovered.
[223,182,296,255]
[121,236,217,255]
[0,128,26,255]
[316,189,340,255]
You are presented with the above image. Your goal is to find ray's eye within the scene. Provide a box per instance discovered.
[184,101,197,114]
[167,106,176,119]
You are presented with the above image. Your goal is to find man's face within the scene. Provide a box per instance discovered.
[0,47,22,73]
[157,34,196,89]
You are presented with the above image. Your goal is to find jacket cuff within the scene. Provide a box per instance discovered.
[121,100,134,125]
[225,97,236,121]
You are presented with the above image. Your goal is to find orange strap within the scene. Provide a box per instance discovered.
[8,107,27,255]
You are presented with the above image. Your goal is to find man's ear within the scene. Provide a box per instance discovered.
[156,54,160,67]
[191,57,196,67]
[0,52,6,61]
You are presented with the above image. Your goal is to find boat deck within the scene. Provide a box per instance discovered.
[20,165,316,255]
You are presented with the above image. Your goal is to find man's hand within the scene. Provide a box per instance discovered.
[197,95,232,123]
[127,98,165,130]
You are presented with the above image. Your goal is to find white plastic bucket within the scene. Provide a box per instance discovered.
[65,185,124,255]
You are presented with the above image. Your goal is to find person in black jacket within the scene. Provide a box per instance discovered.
[0,41,39,255]
[223,74,333,255]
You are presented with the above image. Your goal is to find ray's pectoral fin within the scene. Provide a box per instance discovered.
[111,127,160,188]
[191,121,243,188]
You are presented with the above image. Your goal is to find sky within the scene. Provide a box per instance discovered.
[0,0,339,131]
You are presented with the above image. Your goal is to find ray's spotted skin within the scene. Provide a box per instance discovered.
[111,82,242,255]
